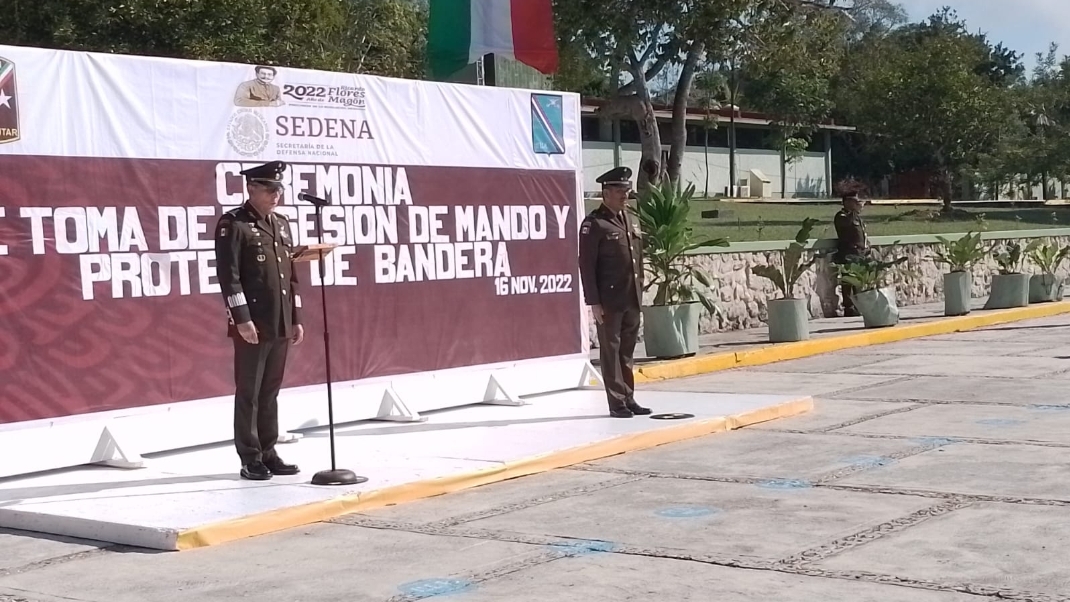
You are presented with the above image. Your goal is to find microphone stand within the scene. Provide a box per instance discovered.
[310,199,367,486]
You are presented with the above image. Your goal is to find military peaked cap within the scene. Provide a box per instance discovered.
[596,166,633,188]
[240,161,287,188]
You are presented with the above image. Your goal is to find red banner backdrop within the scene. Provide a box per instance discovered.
[0,156,582,424]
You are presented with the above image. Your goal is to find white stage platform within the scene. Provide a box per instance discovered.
[0,388,811,551]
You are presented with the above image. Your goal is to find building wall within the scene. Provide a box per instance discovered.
[581,142,828,199]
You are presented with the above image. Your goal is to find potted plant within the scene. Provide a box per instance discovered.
[750,217,821,342]
[984,240,1038,309]
[932,231,987,316]
[1026,241,1070,303]
[834,252,909,328]
[632,180,729,359]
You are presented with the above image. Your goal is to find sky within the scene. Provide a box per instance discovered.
[898,0,1069,73]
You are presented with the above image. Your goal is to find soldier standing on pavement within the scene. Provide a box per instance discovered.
[833,192,870,317]
[579,166,652,418]
[214,161,305,481]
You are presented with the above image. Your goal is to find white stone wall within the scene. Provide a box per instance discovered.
[864,236,1070,309]
[585,235,1070,346]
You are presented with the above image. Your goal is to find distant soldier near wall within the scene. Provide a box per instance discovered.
[833,192,870,317]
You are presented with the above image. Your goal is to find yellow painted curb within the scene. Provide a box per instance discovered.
[173,396,813,551]
[635,302,1070,383]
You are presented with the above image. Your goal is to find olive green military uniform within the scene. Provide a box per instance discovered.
[214,161,303,478]
[833,204,869,316]
[579,166,650,418]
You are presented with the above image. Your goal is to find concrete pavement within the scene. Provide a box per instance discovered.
[4,314,1070,601]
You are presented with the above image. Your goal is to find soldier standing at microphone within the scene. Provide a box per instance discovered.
[214,161,304,481]
[579,166,652,418]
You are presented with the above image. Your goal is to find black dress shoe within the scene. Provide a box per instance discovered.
[241,461,273,481]
[264,457,300,476]
[626,402,652,415]
[609,407,634,418]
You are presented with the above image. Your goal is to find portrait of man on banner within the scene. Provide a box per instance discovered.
[234,65,285,108]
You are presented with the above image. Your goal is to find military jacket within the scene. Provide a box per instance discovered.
[834,209,868,263]
[578,204,644,311]
[214,203,302,340]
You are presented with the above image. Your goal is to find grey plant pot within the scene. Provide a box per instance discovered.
[853,286,899,328]
[984,273,1030,310]
[767,298,809,343]
[1029,274,1064,304]
[641,303,701,359]
[943,271,972,316]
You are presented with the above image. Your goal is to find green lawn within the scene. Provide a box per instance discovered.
[588,200,1070,243]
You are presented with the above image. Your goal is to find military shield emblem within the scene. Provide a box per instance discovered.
[0,57,19,144]
[531,93,565,155]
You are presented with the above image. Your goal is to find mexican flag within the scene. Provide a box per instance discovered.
[428,0,559,79]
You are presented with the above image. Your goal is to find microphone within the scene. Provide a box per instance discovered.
[298,192,331,207]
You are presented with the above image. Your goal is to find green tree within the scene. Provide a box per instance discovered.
[553,0,703,190]
[552,41,613,98]
[835,0,908,39]
[972,87,1031,200]
[554,0,843,190]
[691,70,726,198]
[742,4,845,197]
[703,0,846,197]
[835,8,1012,211]
[2,0,428,79]
[348,0,428,79]
[981,46,1070,201]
